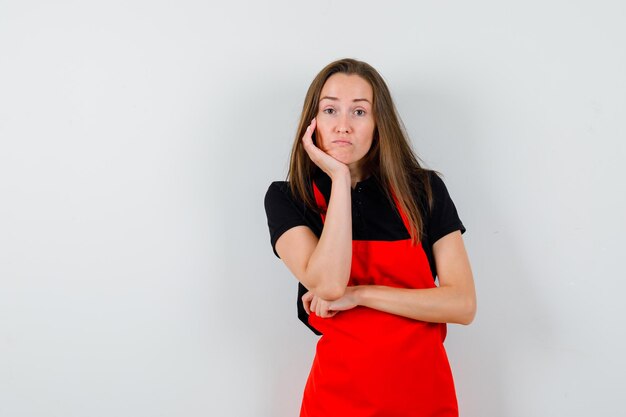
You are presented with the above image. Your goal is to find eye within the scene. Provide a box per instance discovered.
[323,108,335,115]
[354,109,366,116]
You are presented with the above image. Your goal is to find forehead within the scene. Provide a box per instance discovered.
[320,73,373,102]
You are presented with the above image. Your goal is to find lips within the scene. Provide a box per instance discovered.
[332,139,352,145]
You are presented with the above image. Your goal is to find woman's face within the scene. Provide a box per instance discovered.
[315,73,375,172]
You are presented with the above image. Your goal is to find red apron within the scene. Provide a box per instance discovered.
[300,182,458,417]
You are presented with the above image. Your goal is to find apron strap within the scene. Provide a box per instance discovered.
[312,181,327,224]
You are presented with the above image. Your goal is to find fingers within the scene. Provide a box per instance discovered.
[301,118,349,179]
[301,118,317,152]
[302,291,313,315]
[314,296,337,318]
[304,290,340,319]
[310,295,317,315]
[316,298,323,316]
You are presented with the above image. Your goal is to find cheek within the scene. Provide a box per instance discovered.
[362,125,376,146]
[315,126,330,149]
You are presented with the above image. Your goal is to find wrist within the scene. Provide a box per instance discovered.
[330,167,351,186]
[352,285,367,306]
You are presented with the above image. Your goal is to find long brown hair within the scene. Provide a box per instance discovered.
[287,58,433,243]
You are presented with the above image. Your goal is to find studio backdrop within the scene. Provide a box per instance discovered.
[1,1,625,416]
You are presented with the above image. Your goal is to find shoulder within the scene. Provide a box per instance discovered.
[427,170,451,203]
[265,181,302,211]
[266,180,290,196]
[264,180,312,225]
[265,181,292,204]
[422,170,466,241]
[264,180,318,258]
[406,169,438,211]
[408,169,452,203]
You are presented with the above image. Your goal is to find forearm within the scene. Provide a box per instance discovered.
[353,284,476,325]
[305,172,353,300]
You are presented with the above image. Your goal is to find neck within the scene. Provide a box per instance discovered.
[348,163,366,188]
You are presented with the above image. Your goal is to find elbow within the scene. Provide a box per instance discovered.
[311,282,346,301]
[457,297,477,325]
[304,268,349,301]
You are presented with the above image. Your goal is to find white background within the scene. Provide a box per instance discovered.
[1,1,625,416]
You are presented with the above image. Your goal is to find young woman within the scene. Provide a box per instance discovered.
[264,58,476,417]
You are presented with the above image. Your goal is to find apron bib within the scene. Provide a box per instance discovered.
[300,181,458,417]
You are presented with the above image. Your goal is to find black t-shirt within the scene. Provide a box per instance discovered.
[264,170,466,334]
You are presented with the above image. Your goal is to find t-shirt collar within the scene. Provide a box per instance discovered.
[312,169,375,199]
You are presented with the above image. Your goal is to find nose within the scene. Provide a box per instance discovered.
[336,113,351,134]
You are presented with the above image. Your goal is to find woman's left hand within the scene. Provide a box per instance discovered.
[302,287,359,318]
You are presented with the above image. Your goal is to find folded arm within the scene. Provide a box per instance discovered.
[275,118,353,301]
[322,230,477,324]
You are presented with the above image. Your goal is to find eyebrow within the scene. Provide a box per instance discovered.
[319,96,371,104]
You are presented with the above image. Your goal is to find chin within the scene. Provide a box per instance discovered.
[328,151,357,165]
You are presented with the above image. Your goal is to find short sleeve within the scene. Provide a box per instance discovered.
[426,172,466,243]
[264,182,308,258]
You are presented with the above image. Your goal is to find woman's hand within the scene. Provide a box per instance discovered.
[302,287,359,318]
[302,118,349,180]
[302,291,338,318]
